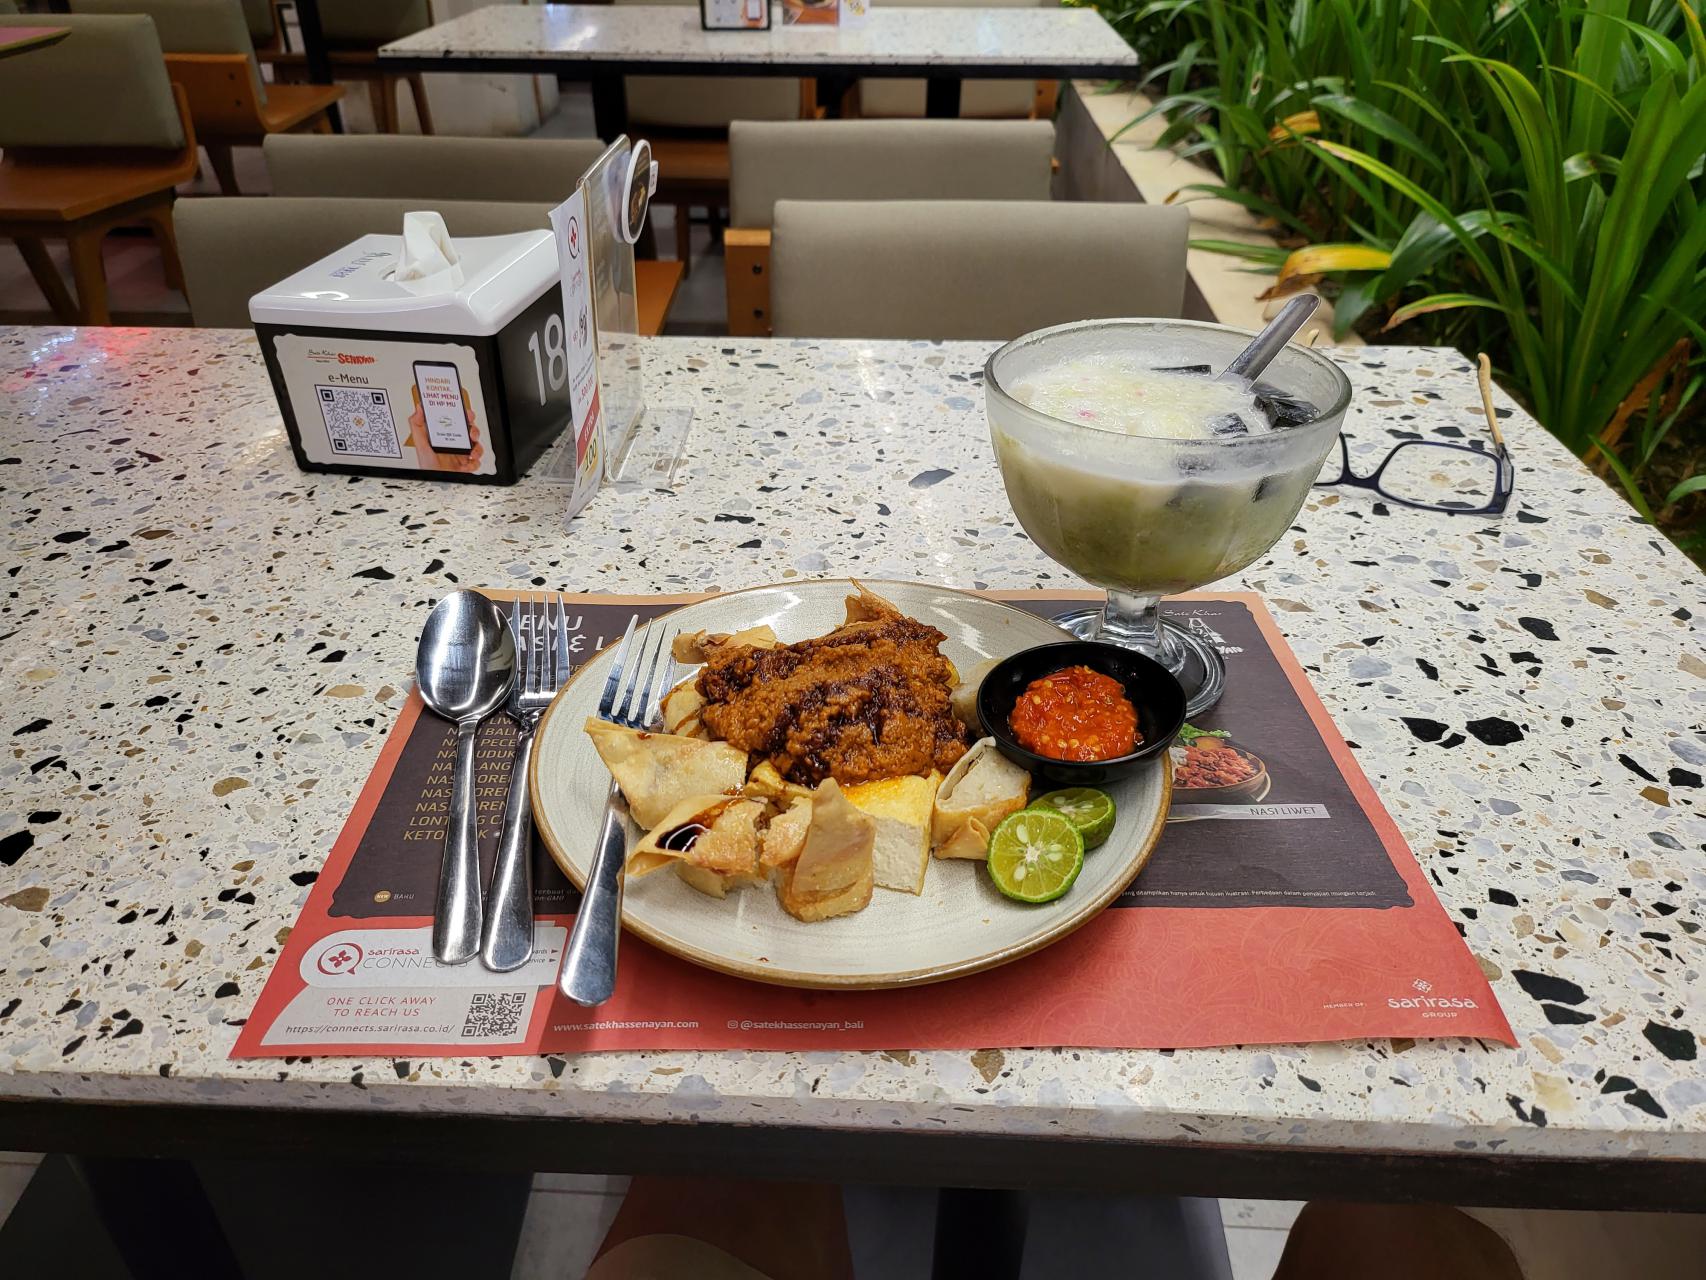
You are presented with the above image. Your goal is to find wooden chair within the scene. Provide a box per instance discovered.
[723,120,1057,337]
[70,0,342,194]
[258,0,435,135]
[164,54,341,193]
[0,14,198,324]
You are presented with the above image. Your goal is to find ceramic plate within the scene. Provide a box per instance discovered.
[530,580,1170,989]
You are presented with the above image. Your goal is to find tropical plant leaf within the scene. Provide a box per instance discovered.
[1667,475,1706,505]
[1278,243,1394,285]
[1189,239,1294,266]
[1381,292,1506,331]
[1590,441,1658,522]
[1563,151,1624,180]
[1312,93,1445,171]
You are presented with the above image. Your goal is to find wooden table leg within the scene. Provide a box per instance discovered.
[15,236,76,322]
[925,76,963,118]
[69,1157,242,1280]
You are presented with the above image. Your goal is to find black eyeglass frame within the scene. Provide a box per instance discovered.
[1315,434,1516,515]
[1314,354,1515,516]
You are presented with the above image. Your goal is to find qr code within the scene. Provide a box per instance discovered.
[462,991,527,1039]
[315,384,400,459]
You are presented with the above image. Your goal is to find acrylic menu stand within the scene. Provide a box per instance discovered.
[534,136,691,494]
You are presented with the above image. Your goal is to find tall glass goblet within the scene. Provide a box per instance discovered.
[985,318,1352,716]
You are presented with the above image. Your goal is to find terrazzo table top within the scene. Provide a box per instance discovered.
[0,328,1702,1172]
[378,4,1139,75]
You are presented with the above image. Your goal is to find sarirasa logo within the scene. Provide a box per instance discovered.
[337,353,376,365]
[1388,995,1480,1009]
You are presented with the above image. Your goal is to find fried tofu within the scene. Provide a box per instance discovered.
[845,772,941,895]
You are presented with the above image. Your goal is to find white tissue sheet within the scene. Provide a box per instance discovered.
[394,211,465,295]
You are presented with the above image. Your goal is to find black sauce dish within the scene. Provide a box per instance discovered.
[976,640,1187,786]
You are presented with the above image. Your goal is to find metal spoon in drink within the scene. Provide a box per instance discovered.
[416,590,514,964]
[1218,293,1322,386]
[1195,294,1323,435]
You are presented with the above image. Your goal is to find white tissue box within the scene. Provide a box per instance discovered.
[250,230,567,484]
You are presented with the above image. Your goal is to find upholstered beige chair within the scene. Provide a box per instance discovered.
[856,0,1055,121]
[175,196,555,327]
[71,0,343,195]
[613,0,810,271]
[769,199,1190,340]
[724,119,1056,336]
[263,134,607,202]
[0,14,197,324]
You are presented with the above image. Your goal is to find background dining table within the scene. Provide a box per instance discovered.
[374,2,1141,135]
[0,325,1702,1259]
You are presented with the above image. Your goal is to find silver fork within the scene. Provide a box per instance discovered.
[481,593,571,972]
[558,616,676,1007]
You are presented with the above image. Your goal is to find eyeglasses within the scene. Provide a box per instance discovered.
[1315,353,1515,515]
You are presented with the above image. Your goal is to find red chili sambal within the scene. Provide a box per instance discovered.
[1008,665,1140,762]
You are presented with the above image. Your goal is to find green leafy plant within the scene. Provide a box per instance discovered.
[1090,0,1706,550]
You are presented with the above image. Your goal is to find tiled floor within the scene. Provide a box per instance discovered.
[1220,1199,1303,1280]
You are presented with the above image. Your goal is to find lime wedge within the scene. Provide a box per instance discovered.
[987,810,1084,904]
[1030,787,1116,851]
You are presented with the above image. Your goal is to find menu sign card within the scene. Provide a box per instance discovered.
[234,591,1511,1058]
[702,0,770,28]
[547,189,604,521]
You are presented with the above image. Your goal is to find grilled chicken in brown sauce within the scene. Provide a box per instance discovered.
[694,588,969,786]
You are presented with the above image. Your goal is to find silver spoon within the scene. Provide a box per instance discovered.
[416,590,514,965]
[1219,293,1321,386]
[1190,293,1322,435]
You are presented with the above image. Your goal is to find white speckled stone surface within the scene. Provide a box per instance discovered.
[0,328,1702,1166]
[378,4,1138,73]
